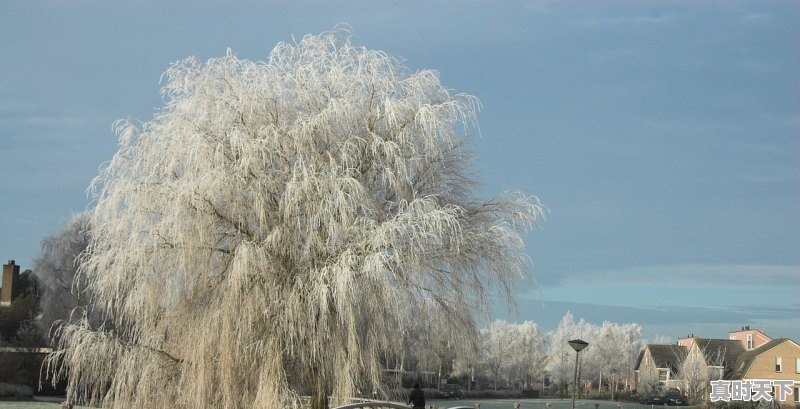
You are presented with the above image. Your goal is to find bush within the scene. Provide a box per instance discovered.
[617,390,641,402]
[0,382,34,399]
[0,351,41,387]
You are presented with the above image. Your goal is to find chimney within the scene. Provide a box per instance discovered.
[1,260,21,307]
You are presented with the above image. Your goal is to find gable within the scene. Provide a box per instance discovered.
[643,344,687,374]
[731,338,800,379]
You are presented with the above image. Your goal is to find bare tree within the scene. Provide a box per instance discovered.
[481,320,516,390]
[34,212,93,339]
[617,323,643,391]
[546,312,578,398]
[46,28,543,409]
[512,321,545,390]
[678,343,727,404]
[636,359,660,393]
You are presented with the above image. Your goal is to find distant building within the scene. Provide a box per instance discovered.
[0,260,21,307]
[634,344,687,391]
[728,326,773,351]
[635,328,799,405]
[730,338,800,404]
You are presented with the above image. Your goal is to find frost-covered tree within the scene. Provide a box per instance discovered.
[679,343,729,403]
[617,323,643,391]
[46,28,543,409]
[34,212,93,339]
[544,313,643,395]
[481,320,516,390]
[546,312,579,396]
[511,321,545,389]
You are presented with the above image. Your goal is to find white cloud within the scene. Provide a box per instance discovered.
[561,263,800,287]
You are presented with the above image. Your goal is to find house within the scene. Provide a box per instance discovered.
[634,344,687,391]
[635,329,799,405]
[729,326,773,351]
[678,338,745,402]
[684,338,745,378]
[0,260,21,307]
[730,338,800,405]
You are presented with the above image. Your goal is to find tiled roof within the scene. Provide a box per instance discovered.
[693,339,744,365]
[647,344,688,373]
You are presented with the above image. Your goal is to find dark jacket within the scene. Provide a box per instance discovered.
[408,387,425,407]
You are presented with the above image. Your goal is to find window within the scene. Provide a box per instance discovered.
[775,357,782,372]
[747,334,753,350]
[658,369,670,381]
[794,387,799,402]
[796,357,799,374]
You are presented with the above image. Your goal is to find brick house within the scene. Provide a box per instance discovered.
[730,338,800,405]
[635,330,799,404]
[729,326,773,351]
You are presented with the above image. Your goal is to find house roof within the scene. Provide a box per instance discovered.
[729,338,799,379]
[638,344,687,373]
[692,338,745,366]
[729,327,771,338]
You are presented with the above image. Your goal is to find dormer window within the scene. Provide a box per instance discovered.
[747,334,753,350]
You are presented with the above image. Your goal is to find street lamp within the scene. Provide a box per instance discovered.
[568,339,589,409]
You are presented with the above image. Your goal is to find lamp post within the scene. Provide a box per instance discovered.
[568,339,589,409]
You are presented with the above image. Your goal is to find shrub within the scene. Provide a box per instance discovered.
[0,382,34,399]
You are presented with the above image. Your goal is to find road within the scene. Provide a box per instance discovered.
[424,398,687,409]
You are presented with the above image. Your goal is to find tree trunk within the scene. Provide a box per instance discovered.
[307,363,329,409]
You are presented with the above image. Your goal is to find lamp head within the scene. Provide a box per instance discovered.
[568,339,589,352]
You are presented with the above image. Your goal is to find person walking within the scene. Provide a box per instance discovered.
[408,383,425,409]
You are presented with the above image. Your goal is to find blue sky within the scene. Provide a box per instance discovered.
[1,0,798,341]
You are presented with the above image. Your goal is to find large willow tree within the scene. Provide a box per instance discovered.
[48,28,543,409]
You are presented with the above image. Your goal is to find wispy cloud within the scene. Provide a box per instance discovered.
[0,103,90,131]
[578,12,676,28]
[560,264,800,287]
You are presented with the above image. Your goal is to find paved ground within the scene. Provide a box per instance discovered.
[424,398,689,409]
[0,403,74,409]
[0,399,88,409]
[1,397,690,409]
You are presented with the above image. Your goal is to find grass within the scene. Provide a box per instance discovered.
[0,403,62,409]
[0,401,89,409]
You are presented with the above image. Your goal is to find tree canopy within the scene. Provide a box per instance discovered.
[48,28,543,409]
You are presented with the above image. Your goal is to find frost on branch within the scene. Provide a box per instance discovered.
[48,28,544,409]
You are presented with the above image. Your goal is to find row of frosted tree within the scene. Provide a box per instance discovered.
[388,313,643,394]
